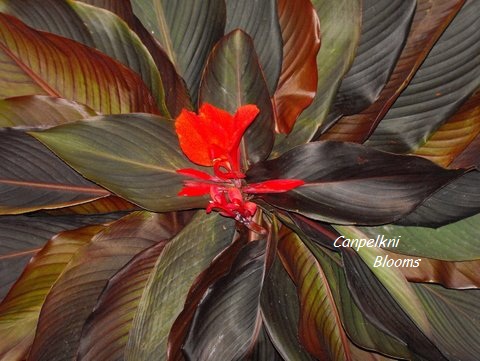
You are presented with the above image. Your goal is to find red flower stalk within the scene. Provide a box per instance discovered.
[175,103,304,233]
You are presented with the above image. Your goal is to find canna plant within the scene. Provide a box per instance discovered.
[0,0,479,360]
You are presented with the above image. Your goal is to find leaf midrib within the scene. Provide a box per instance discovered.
[72,146,184,174]
[0,36,61,97]
[0,178,109,195]
[154,2,177,68]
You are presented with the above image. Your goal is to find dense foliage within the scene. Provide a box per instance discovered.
[0,0,479,360]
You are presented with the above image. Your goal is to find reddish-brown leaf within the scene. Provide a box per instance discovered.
[0,95,97,128]
[414,91,480,169]
[26,212,170,361]
[379,249,480,289]
[46,196,137,215]
[0,13,160,115]
[167,233,248,361]
[78,0,192,116]
[77,240,168,361]
[278,228,352,361]
[273,0,321,134]
[0,131,111,215]
[0,225,104,360]
[321,0,465,143]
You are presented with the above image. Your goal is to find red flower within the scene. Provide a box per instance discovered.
[175,103,259,178]
[175,103,304,233]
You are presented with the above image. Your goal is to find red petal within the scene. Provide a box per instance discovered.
[199,103,233,155]
[178,181,211,196]
[175,108,213,166]
[232,104,260,138]
[243,179,305,194]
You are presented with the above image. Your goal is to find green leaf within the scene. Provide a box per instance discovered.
[261,257,314,361]
[77,240,167,361]
[225,0,282,95]
[250,327,283,361]
[183,239,267,360]
[272,0,361,156]
[27,211,166,361]
[278,228,351,361]
[0,225,103,360]
[0,95,97,128]
[322,0,465,143]
[304,242,411,359]
[124,212,235,360]
[366,0,480,153]
[340,245,448,361]
[0,130,110,215]
[30,114,209,212]
[0,213,122,300]
[130,0,226,102]
[77,212,193,361]
[273,0,321,134]
[375,249,480,289]
[46,196,136,215]
[167,232,248,360]
[248,141,463,224]
[414,90,480,169]
[0,13,160,115]
[322,0,416,128]
[359,213,480,261]
[337,227,433,335]
[200,30,275,166]
[413,284,480,361]
[397,171,480,227]
[77,0,192,117]
[0,0,169,115]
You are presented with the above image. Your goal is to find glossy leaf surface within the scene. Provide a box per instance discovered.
[225,0,282,95]
[323,0,416,127]
[124,213,235,360]
[341,247,447,361]
[78,211,192,361]
[183,240,266,360]
[261,257,314,361]
[78,0,191,116]
[27,212,164,361]
[272,0,361,155]
[323,0,465,143]
[0,95,97,128]
[0,130,109,215]
[0,225,103,360]
[250,327,283,361]
[338,227,437,334]
[360,213,480,261]
[248,141,463,224]
[273,0,321,134]
[200,30,274,166]
[130,0,226,101]
[379,249,480,289]
[0,213,121,300]
[310,245,410,359]
[414,91,480,169]
[413,284,480,361]
[277,229,351,360]
[168,232,248,360]
[30,114,209,212]
[77,240,167,361]
[0,0,169,115]
[46,196,136,215]
[0,13,159,114]
[366,0,480,152]
[397,171,480,227]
